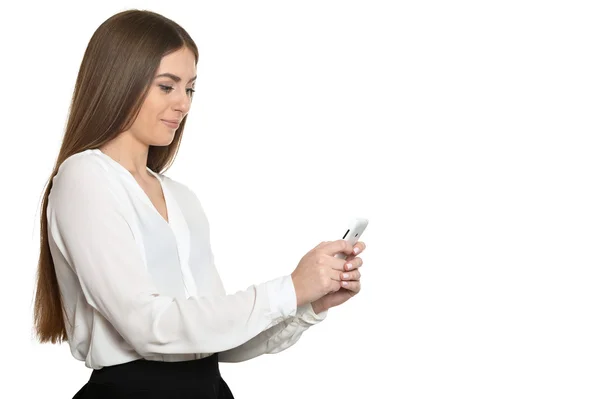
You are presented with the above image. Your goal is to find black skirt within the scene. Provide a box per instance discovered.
[72,353,234,398]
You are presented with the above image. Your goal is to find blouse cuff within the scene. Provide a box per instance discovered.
[296,302,328,325]
[265,274,298,321]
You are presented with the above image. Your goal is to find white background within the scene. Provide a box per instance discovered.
[1,1,599,397]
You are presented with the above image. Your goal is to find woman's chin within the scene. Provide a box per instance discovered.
[151,134,176,147]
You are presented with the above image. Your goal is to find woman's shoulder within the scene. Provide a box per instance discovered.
[55,148,111,181]
[50,149,121,204]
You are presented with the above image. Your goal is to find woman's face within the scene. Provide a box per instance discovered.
[130,47,197,147]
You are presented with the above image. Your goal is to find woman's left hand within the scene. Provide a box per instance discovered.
[311,243,365,313]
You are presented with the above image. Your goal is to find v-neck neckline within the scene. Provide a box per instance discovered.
[90,148,171,226]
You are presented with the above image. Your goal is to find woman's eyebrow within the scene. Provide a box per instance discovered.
[155,73,197,83]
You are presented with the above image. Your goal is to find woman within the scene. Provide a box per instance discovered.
[33,9,366,399]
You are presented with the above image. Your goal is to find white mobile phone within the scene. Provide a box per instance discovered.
[334,218,369,260]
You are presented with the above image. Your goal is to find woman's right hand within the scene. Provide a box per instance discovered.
[291,239,358,306]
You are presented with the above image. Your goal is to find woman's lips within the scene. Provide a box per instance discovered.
[161,120,180,129]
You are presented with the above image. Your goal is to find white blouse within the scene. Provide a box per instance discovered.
[47,148,327,370]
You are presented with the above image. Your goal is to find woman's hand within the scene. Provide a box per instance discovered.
[311,241,366,313]
[291,240,356,307]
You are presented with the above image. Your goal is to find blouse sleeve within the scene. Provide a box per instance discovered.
[47,155,298,357]
[218,303,328,362]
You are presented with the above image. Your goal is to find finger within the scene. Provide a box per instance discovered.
[329,268,343,282]
[344,254,356,262]
[329,256,362,272]
[340,280,361,293]
[335,241,366,261]
[314,241,331,251]
[353,241,366,255]
[327,278,342,293]
[341,256,363,271]
[340,269,361,281]
[325,239,354,257]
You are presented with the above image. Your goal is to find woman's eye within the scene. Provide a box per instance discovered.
[159,85,194,97]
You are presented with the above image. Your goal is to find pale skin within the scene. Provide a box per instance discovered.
[99,46,366,315]
[298,240,366,314]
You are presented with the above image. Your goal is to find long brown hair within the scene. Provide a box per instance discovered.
[33,9,199,343]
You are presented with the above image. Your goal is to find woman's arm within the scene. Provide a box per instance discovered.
[48,155,298,357]
[218,303,328,363]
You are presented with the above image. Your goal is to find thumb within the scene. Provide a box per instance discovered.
[324,239,354,258]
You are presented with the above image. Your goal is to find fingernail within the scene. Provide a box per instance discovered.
[342,281,348,286]
[343,273,349,279]
[346,262,353,270]
[354,247,360,254]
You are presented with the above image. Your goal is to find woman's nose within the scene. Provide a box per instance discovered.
[173,89,192,114]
